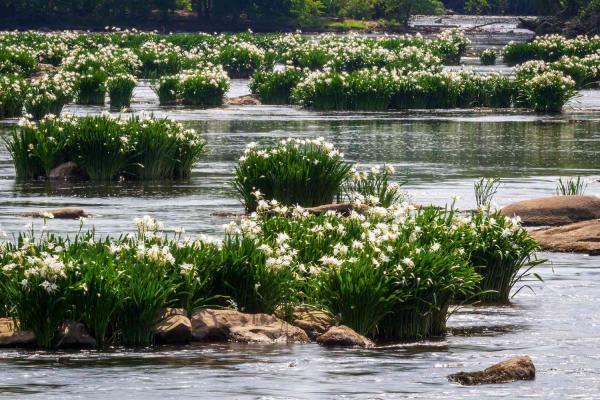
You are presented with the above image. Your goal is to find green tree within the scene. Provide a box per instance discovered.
[465,0,488,13]
[382,0,445,27]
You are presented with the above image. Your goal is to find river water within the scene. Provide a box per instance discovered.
[2,25,600,399]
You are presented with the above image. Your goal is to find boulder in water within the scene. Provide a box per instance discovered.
[0,318,35,348]
[316,325,374,348]
[155,308,192,345]
[448,356,535,385]
[500,196,600,226]
[291,306,334,340]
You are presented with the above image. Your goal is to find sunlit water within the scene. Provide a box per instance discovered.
[2,27,600,398]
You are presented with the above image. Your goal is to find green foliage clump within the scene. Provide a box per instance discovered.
[5,114,206,181]
[233,138,352,211]
[75,70,107,105]
[23,72,77,120]
[518,70,577,112]
[480,48,497,65]
[218,42,267,79]
[556,176,588,195]
[344,164,407,208]
[250,66,307,105]
[462,210,543,304]
[107,73,137,110]
[0,74,27,119]
[0,46,38,76]
[155,67,230,107]
[178,67,230,107]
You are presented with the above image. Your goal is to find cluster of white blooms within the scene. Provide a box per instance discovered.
[136,243,176,266]
[177,64,231,91]
[218,40,265,69]
[530,34,600,56]
[135,215,164,239]
[63,45,141,75]
[138,40,184,66]
[524,70,576,91]
[106,72,137,88]
[24,71,78,107]
[6,250,69,293]
[239,137,344,164]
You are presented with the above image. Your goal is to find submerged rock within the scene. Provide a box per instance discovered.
[500,195,600,226]
[0,318,35,348]
[54,322,96,349]
[225,94,261,106]
[19,207,92,219]
[48,162,87,181]
[448,356,535,385]
[530,219,600,254]
[316,325,374,348]
[191,309,309,344]
[155,308,192,345]
[292,307,334,340]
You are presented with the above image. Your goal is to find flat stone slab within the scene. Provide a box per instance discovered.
[500,195,600,226]
[530,219,600,254]
[191,309,309,344]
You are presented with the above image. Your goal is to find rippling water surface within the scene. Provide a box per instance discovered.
[2,29,600,398]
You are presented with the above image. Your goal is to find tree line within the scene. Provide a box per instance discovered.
[0,0,597,30]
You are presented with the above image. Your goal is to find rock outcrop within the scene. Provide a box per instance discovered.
[500,196,600,226]
[530,219,600,254]
[0,318,35,347]
[448,356,535,385]
[18,207,92,219]
[225,94,261,106]
[155,308,192,345]
[292,307,334,340]
[191,309,309,344]
[316,325,374,348]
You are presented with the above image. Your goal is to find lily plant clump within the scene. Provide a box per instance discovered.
[233,138,352,211]
[0,74,27,119]
[503,34,600,65]
[0,194,541,348]
[250,65,308,105]
[107,73,137,110]
[24,71,78,120]
[5,113,205,181]
[155,66,230,107]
